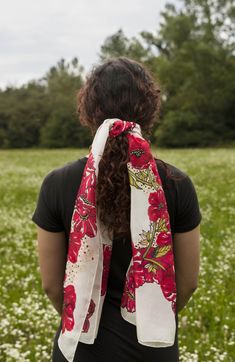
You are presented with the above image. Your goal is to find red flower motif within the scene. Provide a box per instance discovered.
[82,299,96,333]
[127,134,152,169]
[121,265,136,312]
[133,247,163,285]
[73,201,97,237]
[101,244,112,296]
[160,266,176,311]
[157,232,172,246]
[78,178,96,205]
[61,285,76,333]
[67,231,83,263]
[148,191,168,222]
[73,154,97,238]
[132,258,146,288]
[81,153,96,189]
[67,152,97,263]
[122,239,176,313]
[109,120,135,138]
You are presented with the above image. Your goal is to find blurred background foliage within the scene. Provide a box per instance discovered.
[0,0,234,148]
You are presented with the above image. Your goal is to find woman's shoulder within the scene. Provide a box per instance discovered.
[155,158,190,192]
[52,156,87,176]
[42,156,88,187]
[154,158,201,232]
[155,158,187,179]
[156,158,201,209]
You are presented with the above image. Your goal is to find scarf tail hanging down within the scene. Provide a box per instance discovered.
[57,119,177,362]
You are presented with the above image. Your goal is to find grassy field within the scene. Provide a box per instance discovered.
[0,148,234,362]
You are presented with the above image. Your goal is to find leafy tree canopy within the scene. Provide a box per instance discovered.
[0,0,234,148]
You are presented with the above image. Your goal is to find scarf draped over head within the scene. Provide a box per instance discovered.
[58,118,177,362]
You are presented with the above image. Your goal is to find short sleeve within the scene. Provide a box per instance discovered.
[174,175,202,233]
[31,170,64,232]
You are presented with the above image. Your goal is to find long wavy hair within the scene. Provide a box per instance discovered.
[77,57,161,239]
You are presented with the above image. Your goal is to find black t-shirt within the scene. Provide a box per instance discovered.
[32,156,201,362]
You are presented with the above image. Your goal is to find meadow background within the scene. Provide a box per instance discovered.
[0,148,234,362]
[0,0,235,361]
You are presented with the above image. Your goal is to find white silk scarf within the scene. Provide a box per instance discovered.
[58,118,177,361]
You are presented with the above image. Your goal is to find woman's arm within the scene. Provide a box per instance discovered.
[173,225,200,313]
[36,226,67,316]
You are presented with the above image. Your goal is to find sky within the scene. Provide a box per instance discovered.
[0,0,175,89]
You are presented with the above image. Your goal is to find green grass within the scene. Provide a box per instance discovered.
[0,148,234,362]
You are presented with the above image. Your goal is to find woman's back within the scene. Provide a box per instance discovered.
[32,156,201,361]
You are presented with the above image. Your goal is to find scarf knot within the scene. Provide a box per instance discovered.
[109,119,136,138]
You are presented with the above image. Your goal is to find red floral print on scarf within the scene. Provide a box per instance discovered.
[160,266,176,312]
[62,285,76,333]
[148,191,168,222]
[122,241,176,313]
[73,200,96,238]
[82,299,96,333]
[109,120,135,138]
[74,153,96,236]
[127,134,152,169]
[67,154,97,264]
[101,244,112,296]
[121,157,176,313]
[121,264,136,312]
[67,231,83,263]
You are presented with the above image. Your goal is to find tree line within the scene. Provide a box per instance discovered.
[0,0,234,148]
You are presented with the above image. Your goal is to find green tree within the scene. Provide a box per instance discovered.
[1,0,234,148]
[98,1,235,146]
[40,57,91,147]
[0,58,92,148]
[0,82,49,148]
[99,29,153,63]
[142,1,235,146]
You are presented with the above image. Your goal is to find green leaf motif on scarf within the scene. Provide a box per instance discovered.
[139,230,152,246]
[128,171,142,189]
[128,168,160,190]
[139,223,171,272]
[152,245,171,258]
[144,259,166,271]
[155,219,168,233]
[127,290,135,300]
[144,263,158,273]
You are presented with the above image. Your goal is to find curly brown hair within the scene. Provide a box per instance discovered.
[77,56,161,239]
